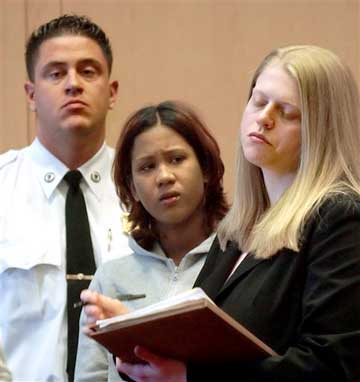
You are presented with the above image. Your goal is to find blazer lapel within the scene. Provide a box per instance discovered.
[218,253,265,294]
[194,239,240,300]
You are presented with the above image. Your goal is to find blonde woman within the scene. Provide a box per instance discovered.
[83,46,360,382]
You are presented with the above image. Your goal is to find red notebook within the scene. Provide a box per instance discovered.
[89,288,277,364]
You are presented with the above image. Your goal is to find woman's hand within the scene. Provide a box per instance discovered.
[80,289,129,333]
[116,346,187,382]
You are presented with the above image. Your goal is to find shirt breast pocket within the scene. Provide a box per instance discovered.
[0,240,62,325]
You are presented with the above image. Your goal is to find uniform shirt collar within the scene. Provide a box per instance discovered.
[28,138,111,200]
[78,144,110,201]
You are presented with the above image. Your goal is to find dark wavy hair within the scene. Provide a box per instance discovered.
[113,100,228,249]
[25,14,113,81]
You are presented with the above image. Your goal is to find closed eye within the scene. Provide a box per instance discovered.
[251,94,267,108]
[279,106,301,121]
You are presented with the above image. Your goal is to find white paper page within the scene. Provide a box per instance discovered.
[96,287,212,329]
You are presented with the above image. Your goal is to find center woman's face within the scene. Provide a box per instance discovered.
[240,64,302,176]
[130,124,206,231]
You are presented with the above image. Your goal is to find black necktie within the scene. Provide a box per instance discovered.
[64,170,96,381]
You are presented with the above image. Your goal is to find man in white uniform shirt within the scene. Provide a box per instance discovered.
[0,15,131,381]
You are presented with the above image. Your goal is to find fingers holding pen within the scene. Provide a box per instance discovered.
[80,289,129,325]
[80,289,106,324]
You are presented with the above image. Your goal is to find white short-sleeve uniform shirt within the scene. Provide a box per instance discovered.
[0,139,132,382]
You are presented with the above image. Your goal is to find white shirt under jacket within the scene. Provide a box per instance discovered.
[0,139,132,382]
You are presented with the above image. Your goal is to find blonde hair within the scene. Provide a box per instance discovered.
[218,45,360,258]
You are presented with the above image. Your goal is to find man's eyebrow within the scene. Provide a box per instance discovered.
[77,58,103,66]
[41,61,65,70]
[40,58,103,71]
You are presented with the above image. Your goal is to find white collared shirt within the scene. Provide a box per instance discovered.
[0,139,132,382]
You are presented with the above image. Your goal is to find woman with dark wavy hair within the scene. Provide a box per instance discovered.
[113,100,227,251]
[75,100,227,381]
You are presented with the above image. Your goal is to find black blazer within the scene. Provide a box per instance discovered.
[189,195,360,381]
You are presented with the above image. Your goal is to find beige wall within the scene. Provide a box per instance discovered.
[1,0,359,197]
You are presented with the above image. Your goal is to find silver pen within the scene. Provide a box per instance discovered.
[73,293,146,309]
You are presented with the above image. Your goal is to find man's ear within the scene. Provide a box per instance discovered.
[108,80,119,110]
[24,81,36,112]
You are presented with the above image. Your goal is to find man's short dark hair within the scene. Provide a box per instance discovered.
[25,14,113,81]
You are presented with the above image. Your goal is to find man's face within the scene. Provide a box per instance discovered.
[25,35,118,147]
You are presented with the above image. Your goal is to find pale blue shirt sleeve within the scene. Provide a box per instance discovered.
[75,273,111,382]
